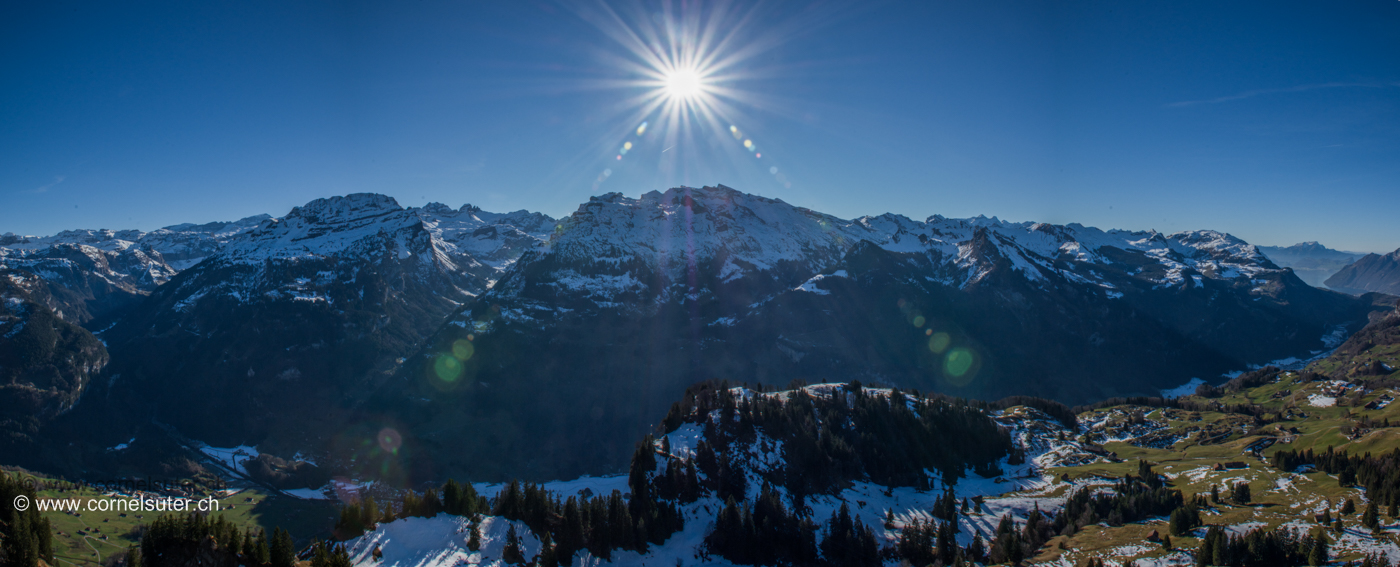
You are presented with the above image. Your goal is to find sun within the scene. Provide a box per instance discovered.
[663,67,705,100]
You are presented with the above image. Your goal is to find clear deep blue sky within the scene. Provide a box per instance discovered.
[3,1,1398,252]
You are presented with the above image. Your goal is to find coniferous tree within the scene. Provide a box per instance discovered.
[1169,505,1202,536]
[227,526,242,557]
[966,532,987,564]
[1308,528,1329,566]
[0,473,53,567]
[255,529,271,565]
[1363,500,1381,531]
[1231,482,1251,505]
[270,527,295,567]
[467,521,482,551]
[362,494,380,525]
[537,531,558,567]
[502,524,526,565]
[242,527,258,560]
[989,513,1022,565]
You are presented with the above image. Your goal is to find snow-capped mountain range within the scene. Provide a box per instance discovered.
[507,186,1277,301]
[2,185,1301,325]
[0,195,557,323]
[477,185,1293,330]
[2,185,1382,482]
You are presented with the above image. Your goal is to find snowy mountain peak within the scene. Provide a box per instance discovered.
[160,214,272,236]
[549,185,863,271]
[420,202,457,215]
[284,193,403,225]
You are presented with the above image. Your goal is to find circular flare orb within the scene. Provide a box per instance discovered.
[452,339,475,361]
[434,354,463,382]
[928,332,951,354]
[377,427,403,455]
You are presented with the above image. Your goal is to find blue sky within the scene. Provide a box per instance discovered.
[3,1,1398,252]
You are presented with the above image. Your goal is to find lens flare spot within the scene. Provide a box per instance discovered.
[452,339,475,361]
[377,427,402,455]
[770,166,778,175]
[925,329,933,336]
[743,139,753,149]
[928,332,951,354]
[755,153,761,158]
[624,141,633,151]
[616,155,622,160]
[912,315,926,328]
[944,347,976,377]
[434,354,463,382]
[636,122,648,136]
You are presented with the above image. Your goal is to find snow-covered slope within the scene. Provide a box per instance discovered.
[0,214,269,322]
[340,385,1096,567]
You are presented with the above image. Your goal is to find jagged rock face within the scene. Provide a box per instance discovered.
[374,185,1378,482]
[1326,249,1400,296]
[0,270,108,449]
[77,194,554,452]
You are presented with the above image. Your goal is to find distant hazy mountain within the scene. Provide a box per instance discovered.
[1257,242,1365,288]
[1326,248,1400,296]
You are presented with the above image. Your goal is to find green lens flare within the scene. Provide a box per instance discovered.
[434,354,462,382]
[912,315,926,328]
[452,339,475,361]
[928,332,951,354]
[945,347,976,377]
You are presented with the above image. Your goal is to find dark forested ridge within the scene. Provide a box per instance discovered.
[661,381,1014,496]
